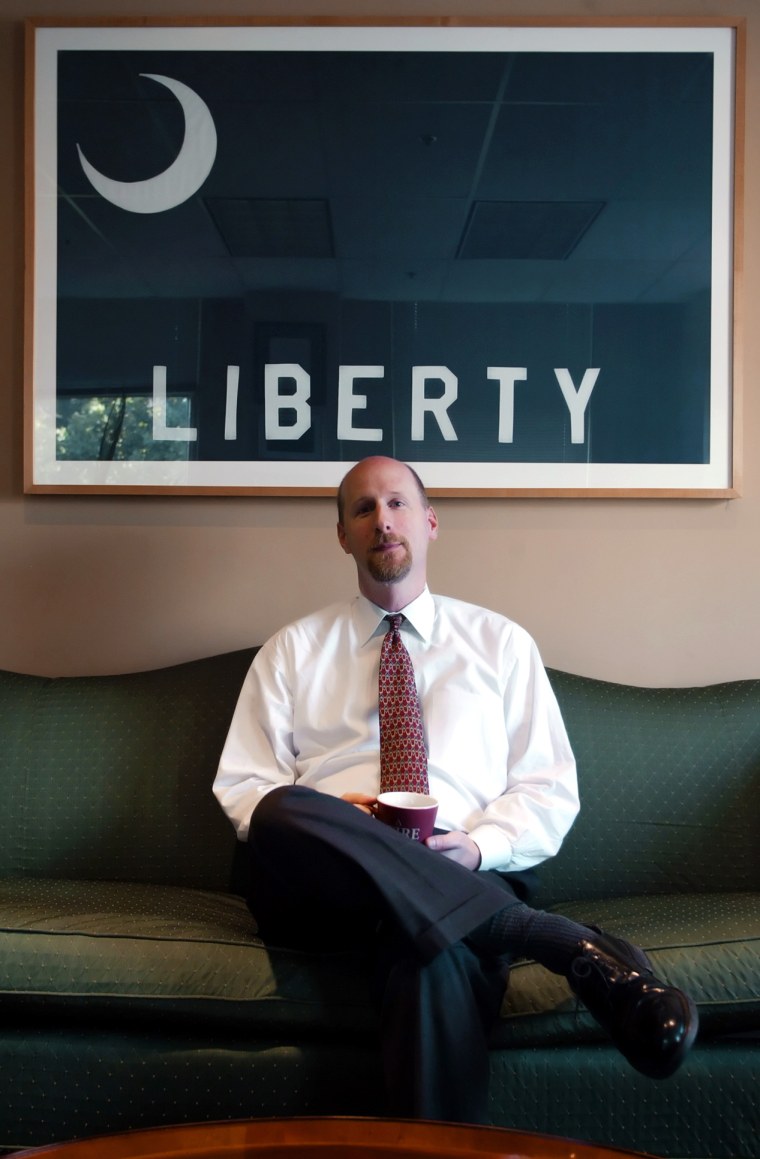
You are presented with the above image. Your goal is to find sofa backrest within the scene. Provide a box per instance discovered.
[539,669,760,907]
[0,648,257,892]
[2,651,758,904]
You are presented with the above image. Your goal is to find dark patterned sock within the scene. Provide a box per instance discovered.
[469,903,590,974]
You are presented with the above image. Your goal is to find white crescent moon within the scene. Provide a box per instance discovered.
[76,73,217,214]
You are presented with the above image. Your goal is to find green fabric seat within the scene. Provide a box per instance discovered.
[1,650,759,1156]
[0,878,374,1036]
[1,879,757,1049]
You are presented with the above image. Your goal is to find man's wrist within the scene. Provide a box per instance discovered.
[469,825,513,873]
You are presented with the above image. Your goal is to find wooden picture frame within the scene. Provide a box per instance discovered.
[24,18,744,496]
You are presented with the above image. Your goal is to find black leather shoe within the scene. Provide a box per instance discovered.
[568,929,698,1079]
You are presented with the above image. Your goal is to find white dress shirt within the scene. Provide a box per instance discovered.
[213,588,579,873]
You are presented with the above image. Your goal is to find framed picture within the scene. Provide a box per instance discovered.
[24,18,743,496]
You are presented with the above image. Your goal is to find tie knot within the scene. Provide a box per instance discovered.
[385,614,403,635]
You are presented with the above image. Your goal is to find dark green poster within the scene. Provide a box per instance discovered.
[28,23,737,494]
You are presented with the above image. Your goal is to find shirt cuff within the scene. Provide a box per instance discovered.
[469,823,514,873]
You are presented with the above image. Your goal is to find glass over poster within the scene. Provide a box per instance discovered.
[25,20,742,495]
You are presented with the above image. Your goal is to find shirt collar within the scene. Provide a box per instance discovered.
[355,586,435,646]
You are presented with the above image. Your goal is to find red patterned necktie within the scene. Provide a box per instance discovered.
[378,614,429,794]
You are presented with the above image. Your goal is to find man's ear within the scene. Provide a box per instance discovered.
[337,522,350,554]
[427,505,439,541]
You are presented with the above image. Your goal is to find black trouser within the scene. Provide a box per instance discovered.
[245,785,536,1123]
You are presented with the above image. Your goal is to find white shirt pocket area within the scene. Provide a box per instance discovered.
[424,682,509,832]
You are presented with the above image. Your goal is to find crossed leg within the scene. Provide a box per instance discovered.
[245,785,520,1121]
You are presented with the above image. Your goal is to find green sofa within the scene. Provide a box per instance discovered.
[0,648,758,1157]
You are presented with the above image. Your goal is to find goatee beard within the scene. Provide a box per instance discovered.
[368,535,412,584]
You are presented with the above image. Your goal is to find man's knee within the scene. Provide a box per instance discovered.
[248,784,315,840]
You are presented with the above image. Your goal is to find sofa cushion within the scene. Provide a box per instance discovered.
[1,879,757,1050]
[0,878,376,1036]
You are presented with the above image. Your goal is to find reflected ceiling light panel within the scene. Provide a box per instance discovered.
[457,200,606,261]
[206,198,334,258]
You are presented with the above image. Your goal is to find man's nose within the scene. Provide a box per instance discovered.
[375,506,392,530]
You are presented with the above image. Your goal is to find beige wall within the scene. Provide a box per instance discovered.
[2,0,759,685]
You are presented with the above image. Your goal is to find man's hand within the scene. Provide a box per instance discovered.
[425,830,482,870]
[341,792,377,816]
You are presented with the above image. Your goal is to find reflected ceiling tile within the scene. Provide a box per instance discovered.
[206,198,334,258]
[458,201,605,260]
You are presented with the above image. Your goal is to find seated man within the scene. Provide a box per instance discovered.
[214,455,697,1123]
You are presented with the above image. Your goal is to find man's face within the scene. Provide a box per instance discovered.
[337,458,438,602]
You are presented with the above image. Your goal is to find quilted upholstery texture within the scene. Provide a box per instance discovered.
[0,878,375,1036]
[539,671,760,905]
[0,651,759,1156]
[2,880,757,1047]
[487,1042,760,1158]
[0,650,255,890]
[0,1030,385,1152]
